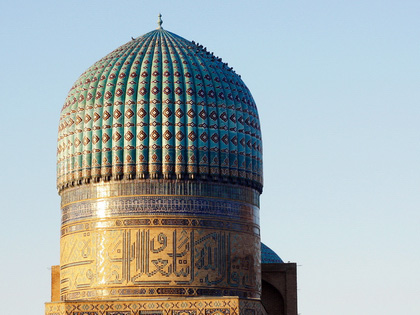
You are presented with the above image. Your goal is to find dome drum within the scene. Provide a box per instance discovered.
[59,180,262,300]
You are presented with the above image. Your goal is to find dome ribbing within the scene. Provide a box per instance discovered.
[57,28,262,192]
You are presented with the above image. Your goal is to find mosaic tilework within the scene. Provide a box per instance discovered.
[61,195,260,225]
[60,226,261,300]
[57,28,263,193]
[45,297,267,315]
[61,216,259,237]
[60,180,260,207]
[205,309,230,314]
[173,310,196,315]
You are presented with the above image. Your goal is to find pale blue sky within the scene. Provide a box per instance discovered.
[0,1,419,314]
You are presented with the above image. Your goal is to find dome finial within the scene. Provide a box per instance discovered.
[157,13,163,29]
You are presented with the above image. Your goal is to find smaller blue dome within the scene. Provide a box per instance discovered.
[261,242,284,263]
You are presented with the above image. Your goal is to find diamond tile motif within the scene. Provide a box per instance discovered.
[113,132,121,142]
[199,109,207,120]
[105,91,112,99]
[150,108,160,118]
[176,131,184,141]
[200,132,208,142]
[209,111,217,121]
[163,130,172,140]
[103,111,111,120]
[102,134,110,143]
[124,131,134,141]
[116,89,123,97]
[175,108,184,118]
[84,114,91,123]
[139,87,147,96]
[151,86,159,95]
[74,138,81,147]
[151,130,160,141]
[210,133,219,143]
[125,109,134,119]
[92,135,100,144]
[163,86,171,95]
[137,131,147,141]
[188,131,197,142]
[113,109,122,119]
[163,107,172,118]
[127,87,135,96]
[187,108,195,118]
[138,108,147,118]
[56,27,263,192]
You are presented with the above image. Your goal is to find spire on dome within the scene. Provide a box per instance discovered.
[157,13,163,29]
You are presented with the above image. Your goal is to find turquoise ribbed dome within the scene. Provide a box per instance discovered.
[261,243,284,264]
[57,27,262,192]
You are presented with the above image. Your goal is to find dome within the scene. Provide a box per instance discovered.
[57,22,262,193]
[261,242,284,264]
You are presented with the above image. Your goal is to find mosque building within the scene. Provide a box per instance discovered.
[45,15,297,315]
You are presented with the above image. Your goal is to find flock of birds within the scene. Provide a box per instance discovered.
[129,36,241,77]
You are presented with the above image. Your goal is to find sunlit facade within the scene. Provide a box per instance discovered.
[45,16,297,315]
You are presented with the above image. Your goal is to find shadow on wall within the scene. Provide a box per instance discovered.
[261,263,298,315]
[262,280,285,314]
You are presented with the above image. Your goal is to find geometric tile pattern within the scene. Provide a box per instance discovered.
[60,194,260,225]
[59,180,260,208]
[45,297,267,315]
[59,181,261,225]
[56,28,263,193]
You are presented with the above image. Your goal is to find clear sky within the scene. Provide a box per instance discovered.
[0,1,419,314]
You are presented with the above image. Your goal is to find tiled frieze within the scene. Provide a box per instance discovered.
[61,195,260,226]
[61,216,259,237]
[172,310,197,315]
[60,181,260,208]
[45,297,267,315]
[204,309,230,314]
